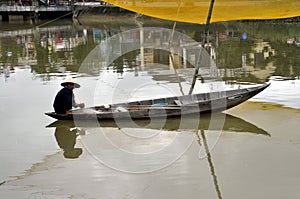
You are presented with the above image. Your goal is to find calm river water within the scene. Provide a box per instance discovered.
[0,17,300,198]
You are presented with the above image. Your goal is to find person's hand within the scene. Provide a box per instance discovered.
[77,103,85,108]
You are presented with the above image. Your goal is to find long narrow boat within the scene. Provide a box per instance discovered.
[45,83,270,120]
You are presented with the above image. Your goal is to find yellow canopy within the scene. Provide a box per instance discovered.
[103,0,300,24]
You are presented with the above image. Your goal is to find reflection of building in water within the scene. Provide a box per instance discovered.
[17,35,38,66]
[1,22,298,82]
[295,37,300,46]
[218,29,241,41]
[0,31,38,66]
[40,25,289,82]
[215,29,278,81]
[287,36,300,46]
[40,28,88,68]
[85,28,204,72]
[250,40,275,66]
[247,40,276,80]
[82,27,220,81]
[0,25,89,72]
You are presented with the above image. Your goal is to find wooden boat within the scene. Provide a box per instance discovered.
[45,83,270,120]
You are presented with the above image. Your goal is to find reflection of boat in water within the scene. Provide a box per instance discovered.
[45,83,270,120]
[48,112,268,197]
[46,112,269,136]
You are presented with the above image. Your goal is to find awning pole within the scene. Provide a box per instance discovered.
[189,0,215,94]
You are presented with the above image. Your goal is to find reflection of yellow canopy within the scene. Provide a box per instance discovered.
[103,0,300,24]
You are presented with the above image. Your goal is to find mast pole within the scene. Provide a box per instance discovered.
[189,0,215,94]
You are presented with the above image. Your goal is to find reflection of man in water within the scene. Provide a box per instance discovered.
[54,127,83,159]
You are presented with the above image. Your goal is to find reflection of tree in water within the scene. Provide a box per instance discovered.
[240,22,300,78]
[54,127,83,159]
[271,43,300,79]
[216,40,253,69]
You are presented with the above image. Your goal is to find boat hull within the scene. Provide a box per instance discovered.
[45,83,270,121]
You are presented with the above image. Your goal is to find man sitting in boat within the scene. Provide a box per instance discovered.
[53,77,85,114]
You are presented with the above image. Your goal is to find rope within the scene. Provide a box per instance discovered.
[37,11,73,27]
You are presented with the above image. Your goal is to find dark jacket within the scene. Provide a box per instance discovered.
[53,87,76,114]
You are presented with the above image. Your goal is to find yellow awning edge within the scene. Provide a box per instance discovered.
[103,0,300,24]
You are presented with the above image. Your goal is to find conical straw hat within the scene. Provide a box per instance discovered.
[61,77,80,88]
